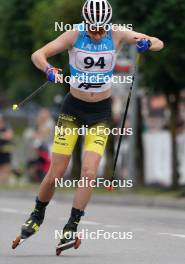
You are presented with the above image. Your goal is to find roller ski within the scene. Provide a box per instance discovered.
[12,207,45,249]
[56,208,84,256]
[56,229,81,256]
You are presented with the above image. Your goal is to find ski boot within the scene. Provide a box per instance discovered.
[56,209,84,256]
[12,207,45,249]
[56,226,81,256]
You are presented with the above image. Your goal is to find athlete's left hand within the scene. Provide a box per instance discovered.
[136,39,152,53]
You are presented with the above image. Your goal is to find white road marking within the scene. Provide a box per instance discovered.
[159,232,185,239]
[0,207,121,228]
[81,220,100,225]
[104,224,120,228]
[81,221,121,228]
[0,208,27,215]
[0,208,18,213]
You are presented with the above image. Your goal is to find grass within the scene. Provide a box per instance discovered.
[133,186,183,197]
[0,181,184,198]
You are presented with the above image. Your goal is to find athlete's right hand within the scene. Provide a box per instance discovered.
[44,64,62,83]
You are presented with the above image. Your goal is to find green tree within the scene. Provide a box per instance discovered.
[29,0,84,179]
[28,0,84,104]
[112,0,185,188]
[0,0,38,103]
[0,0,84,105]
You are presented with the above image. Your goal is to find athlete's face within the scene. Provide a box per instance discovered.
[88,26,107,42]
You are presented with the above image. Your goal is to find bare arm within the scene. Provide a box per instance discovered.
[115,26,164,51]
[31,30,79,71]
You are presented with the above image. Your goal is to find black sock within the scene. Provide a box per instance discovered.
[70,207,85,219]
[69,207,85,226]
[64,207,85,232]
[35,196,49,212]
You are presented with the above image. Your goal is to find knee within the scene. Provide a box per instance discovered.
[45,163,65,186]
[81,166,96,181]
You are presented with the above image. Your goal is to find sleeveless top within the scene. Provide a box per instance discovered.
[68,23,116,93]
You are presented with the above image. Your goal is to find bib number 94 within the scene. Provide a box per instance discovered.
[75,51,113,72]
[84,56,106,69]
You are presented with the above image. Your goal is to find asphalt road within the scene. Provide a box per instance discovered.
[1,195,185,264]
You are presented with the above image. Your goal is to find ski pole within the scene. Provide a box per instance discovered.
[12,81,49,111]
[107,53,141,191]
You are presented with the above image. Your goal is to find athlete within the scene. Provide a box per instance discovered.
[12,0,164,255]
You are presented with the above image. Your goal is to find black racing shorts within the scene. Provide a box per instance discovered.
[61,93,112,126]
[51,93,112,156]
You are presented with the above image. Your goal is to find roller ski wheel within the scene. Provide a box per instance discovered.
[12,231,37,250]
[12,235,25,249]
[74,237,81,249]
[56,237,81,256]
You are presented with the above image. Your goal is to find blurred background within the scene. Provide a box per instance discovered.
[0,0,185,195]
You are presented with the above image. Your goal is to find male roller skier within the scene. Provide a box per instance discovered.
[13,0,164,253]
